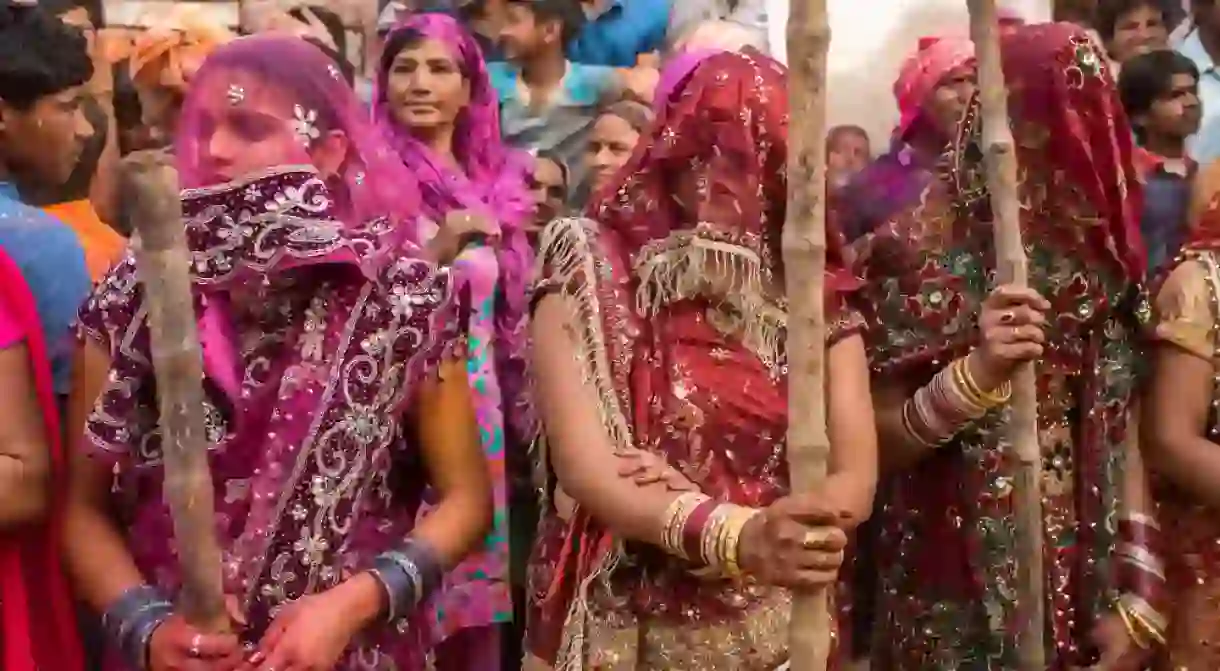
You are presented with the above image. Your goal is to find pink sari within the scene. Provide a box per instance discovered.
[0,246,84,671]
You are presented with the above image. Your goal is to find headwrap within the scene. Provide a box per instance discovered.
[126,7,233,92]
[653,47,721,109]
[893,36,975,140]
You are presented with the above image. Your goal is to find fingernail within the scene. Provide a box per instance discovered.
[249,652,265,664]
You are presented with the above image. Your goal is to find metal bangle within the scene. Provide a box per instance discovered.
[369,537,446,623]
[101,584,173,671]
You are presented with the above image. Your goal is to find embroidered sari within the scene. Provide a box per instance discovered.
[1147,170,1220,670]
[375,14,537,653]
[0,203,90,671]
[75,36,470,671]
[525,49,862,671]
[853,23,1146,669]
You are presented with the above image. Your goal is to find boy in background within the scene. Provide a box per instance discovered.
[1120,48,1202,269]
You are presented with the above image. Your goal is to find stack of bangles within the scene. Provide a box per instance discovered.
[367,537,446,624]
[101,584,175,671]
[661,492,762,577]
[902,356,1012,447]
[1115,512,1168,649]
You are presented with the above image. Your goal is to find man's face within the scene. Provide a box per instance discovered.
[0,87,90,188]
[1146,73,1203,140]
[500,4,547,60]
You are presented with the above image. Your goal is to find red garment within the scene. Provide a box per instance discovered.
[853,23,1146,668]
[0,247,84,671]
[527,49,862,669]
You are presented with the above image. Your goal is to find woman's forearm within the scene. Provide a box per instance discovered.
[62,495,148,611]
[410,480,492,570]
[0,452,48,527]
[1145,434,1220,509]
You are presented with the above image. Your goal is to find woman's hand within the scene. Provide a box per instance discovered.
[251,574,382,671]
[426,210,500,265]
[1073,613,1151,671]
[617,450,700,491]
[736,493,852,589]
[148,615,245,671]
[968,284,1050,392]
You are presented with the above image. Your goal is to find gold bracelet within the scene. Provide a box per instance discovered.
[721,506,760,577]
[954,357,1012,409]
[1116,602,1150,649]
[1120,594,1168,646]
[944,359,991,417]
[956,356,1012,408]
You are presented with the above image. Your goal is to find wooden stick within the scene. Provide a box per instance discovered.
[121,152,230,632]
[965,2,1045,669]
[782,0,832,669]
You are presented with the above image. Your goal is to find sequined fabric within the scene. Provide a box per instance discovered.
[853,23,1145,670]
[76,168,468,670]
[1149,198,1220,669]
[525,49,863,670]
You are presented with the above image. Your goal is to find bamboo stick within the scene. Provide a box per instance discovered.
[121,152,230,632]
[964,2,1045,669]
[782,0,833,669]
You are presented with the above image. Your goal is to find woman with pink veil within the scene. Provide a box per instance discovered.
[62,35,493,671]
[374,13,536,670]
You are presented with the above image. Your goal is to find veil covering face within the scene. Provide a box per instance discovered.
[176,35,425,240]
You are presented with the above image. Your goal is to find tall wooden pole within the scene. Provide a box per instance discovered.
[121,153,230,632]
[965,2,1045,669]
[782,0,832,669]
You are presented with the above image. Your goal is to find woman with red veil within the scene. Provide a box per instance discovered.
[854,22,1161,669]
[524,48,878,670]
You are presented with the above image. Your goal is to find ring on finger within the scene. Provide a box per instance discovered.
[801,528,835,549]
[188,633,202,658]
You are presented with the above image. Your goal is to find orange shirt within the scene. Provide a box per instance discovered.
[43,200,126,281]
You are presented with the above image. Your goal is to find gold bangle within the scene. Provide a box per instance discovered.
[1116,602,1150,650]
[720,505,759,577]
[945,359,991,416]
[954,357,1011,409]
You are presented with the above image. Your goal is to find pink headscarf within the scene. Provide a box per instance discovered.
[176,35,425,239]
[654,48,722,110]
[893,36,975,140]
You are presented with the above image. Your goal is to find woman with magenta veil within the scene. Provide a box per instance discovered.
[61,35,493,671]
[375,14,535,670]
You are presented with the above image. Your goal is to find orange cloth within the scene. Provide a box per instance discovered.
[43,200,126,281]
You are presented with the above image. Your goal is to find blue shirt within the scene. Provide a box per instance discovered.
[1178,31,1220,163]
[489,61,617,196]
[0,182,91,393]
[567,0,670,67]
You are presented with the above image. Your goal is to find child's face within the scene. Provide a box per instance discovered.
[827,131,870,185]
[1146,73,1202,141]
[1109,3,1167,63]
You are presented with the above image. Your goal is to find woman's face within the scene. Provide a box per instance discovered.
[925,68,977,140]
[385,37,471,133]
[191,69,341,184]
[530,156,566,230]
[1109,4,1168,63]
[585,113,641,191]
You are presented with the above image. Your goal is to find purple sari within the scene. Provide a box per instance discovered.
[375,14,536,652]
[76,37,469,670]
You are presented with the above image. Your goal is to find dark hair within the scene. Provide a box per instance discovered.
[598,100,654,134]
[827,124,870,149]
[0,1,93,110]
[35,0,103,26]
[112,65,144,154]
[289,5,347,59]
[506,0,586,44]
[1095,0,1166,42]
[536,148,569,190]
[1119,49,1199,140]
[303,37,356,85]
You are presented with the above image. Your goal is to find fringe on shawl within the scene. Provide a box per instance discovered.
[532,218,630,671]
[634,229,785,369]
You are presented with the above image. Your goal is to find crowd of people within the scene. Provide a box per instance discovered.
[4,0,1220,669]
